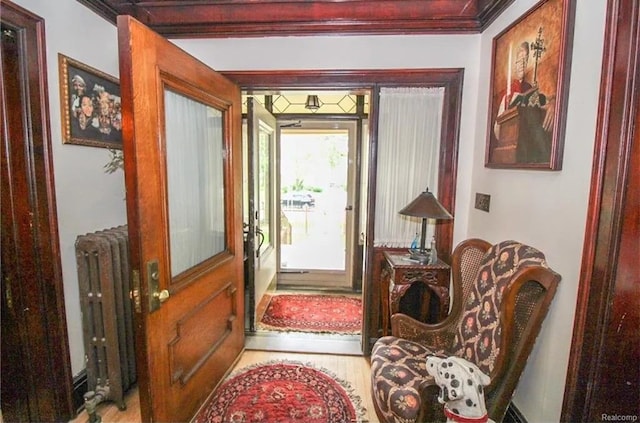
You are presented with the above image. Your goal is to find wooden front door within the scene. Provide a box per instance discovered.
[117,16,244,422]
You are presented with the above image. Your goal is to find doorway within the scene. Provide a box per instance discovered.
[242,92,368,354]
[278,119,357,288]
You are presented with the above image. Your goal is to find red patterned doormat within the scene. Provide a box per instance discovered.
[193,361,365,423]
[258,294,362,334]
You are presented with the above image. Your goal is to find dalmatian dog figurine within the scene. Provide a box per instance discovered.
[426,355,495,423]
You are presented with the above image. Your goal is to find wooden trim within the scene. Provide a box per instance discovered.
[364,86,381,353]
[77,0,514,38]
[1,0,74,420]
[224,68,464,90]
[561,0,639,420]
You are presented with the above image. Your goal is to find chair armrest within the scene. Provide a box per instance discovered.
[391,313,455,349]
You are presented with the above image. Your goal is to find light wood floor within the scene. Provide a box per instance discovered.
[69,349,377,423]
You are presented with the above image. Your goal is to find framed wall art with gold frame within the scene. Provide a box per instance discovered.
[485,0,576,170]
[59,54,122,149]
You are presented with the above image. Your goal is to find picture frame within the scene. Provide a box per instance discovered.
[58,54,122,149]
[485,0,575,170]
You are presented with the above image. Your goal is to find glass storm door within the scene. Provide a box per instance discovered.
[245,98,277,331]
[278,121,356,288]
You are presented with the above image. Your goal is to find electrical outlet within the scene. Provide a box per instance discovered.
[475,193,491,212]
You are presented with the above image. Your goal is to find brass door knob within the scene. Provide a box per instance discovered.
[155,289,170,303]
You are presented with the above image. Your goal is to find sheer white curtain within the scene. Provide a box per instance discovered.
[374,87,444,247]
[165,90,226,276]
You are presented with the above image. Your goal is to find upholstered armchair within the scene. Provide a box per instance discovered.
[370,239,560,423]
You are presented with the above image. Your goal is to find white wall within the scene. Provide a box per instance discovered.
[11,0,125,376]
[470,1,607,422]
[10,1,608,420]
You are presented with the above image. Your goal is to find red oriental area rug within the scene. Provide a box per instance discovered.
[193,361,365,423]
[258,294,362,334]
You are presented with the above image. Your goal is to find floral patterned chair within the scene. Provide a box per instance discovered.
[370,239,561,423]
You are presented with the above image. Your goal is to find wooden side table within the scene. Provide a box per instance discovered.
[380,251,451,336]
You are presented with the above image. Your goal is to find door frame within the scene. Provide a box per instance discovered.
[223,69,463,352]
[561,0,639,419]
[0,1,74,420]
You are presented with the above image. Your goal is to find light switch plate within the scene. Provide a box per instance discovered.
[475,193,491,212]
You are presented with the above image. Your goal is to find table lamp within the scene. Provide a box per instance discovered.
[399,188,453,263]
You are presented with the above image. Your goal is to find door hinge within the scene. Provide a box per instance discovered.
[4,276,13,310]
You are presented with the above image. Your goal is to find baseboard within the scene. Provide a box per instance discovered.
[72,370,88,414]
[275,284,361,294]
[245,331,362,355]
[504,402,527,423]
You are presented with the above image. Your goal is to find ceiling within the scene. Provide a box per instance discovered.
[77,0,514,38]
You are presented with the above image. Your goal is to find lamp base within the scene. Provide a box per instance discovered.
[408,249,430,264]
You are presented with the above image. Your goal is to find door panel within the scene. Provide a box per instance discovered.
[246,98,277,330]
[117,16,244,422]
[169,279,238,385]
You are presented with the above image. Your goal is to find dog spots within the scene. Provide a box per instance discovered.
[426,356,491,420]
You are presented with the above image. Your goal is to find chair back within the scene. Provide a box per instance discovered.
[449,241,554,375]
[448,239,492,328]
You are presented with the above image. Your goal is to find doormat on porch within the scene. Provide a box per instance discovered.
[258,294,362,334]
[193,360,366,423]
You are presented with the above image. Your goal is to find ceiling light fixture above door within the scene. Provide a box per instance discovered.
[305,95,320,111]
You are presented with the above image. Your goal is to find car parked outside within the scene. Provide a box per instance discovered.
[281,192,315,208]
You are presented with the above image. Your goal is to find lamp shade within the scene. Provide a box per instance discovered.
[399,188,453,220]
[305,94,320,111]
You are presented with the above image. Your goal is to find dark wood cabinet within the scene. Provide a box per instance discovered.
[379,252,451,335]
